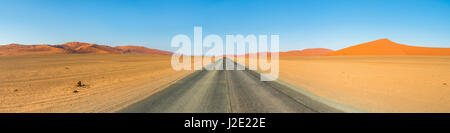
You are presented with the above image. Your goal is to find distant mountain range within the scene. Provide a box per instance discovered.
[0,42,172,56]
[1,39,449,56]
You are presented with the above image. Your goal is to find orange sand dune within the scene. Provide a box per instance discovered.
[327,39,450,56]
[78,44,123,54]
[57,42,123,54]
[280,48,334,56]
[0,42,171,56]
[0,44,67,56]
[116,46,172,55]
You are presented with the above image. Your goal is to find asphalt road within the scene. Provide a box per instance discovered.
[118,58,340,113]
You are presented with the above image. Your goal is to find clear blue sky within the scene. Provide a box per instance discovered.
[1,0,449,52]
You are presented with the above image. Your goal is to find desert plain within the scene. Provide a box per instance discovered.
[0,54,192,112]
[2,54,449,113]
[278,56,450,112]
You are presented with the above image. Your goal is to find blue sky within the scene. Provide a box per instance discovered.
[0,0,449,52]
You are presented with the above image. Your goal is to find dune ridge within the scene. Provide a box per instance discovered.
[280,48,334,56]
[327,39,450,56]
[238,48,333,57]
[116,45,172,55]
[0,42,172,56]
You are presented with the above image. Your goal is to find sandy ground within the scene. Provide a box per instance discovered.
[278,56,450,113]
[3,54,449,113]
[0,54,192,113]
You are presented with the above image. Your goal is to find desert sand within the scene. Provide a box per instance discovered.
[0,54,192,112]
[278,56,450,112]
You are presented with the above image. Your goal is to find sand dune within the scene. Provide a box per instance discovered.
[60,42,123,54]
[0,44,67,56]
[280,48,334,56]
[0,42,172,56]
[240,48,333,57]
[116,45,172,55]
[327,39,450,56]
[0,54,192,112]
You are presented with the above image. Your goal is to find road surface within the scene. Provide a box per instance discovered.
[118,58,340,113]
